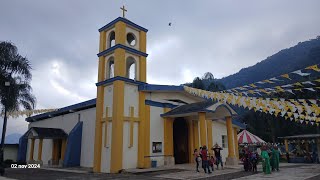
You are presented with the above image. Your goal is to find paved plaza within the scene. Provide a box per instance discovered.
[0,163,319,180]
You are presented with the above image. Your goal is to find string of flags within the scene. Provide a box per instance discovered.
[228,86,320,97]
[1,109,57,118]
[184,86,320,126]
[224,79,320,96]
[223,64,320,93]
[287,139,317,144]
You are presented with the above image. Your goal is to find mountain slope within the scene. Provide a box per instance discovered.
[219,37,320,89]
[0,133,21,144]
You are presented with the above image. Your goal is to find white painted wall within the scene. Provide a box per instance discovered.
[4,145,18,161]
[79,108,96,167]
[101,84,114,173]
[27,107,96,167]
[212,121,231,163]
[101,123,112,173]
[122,122,139,169]
[124,83,139,117]
[103,84,114,117]
[42,139,52,164]
[150,106,165,166]
[122,83,139,169]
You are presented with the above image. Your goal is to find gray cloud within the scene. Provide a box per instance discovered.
[0,0,320,134]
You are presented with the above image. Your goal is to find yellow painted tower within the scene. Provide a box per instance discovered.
[93,8,149,173]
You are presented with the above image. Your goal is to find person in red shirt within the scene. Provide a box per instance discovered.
[201,145,212,174]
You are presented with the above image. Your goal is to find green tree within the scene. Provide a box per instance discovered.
[184,72,226,92]
[0,41,36,172]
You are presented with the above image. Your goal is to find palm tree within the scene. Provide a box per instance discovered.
[0,41,36,173]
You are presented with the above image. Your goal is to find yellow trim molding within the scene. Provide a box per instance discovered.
[61,138,67,160]
[137,92,146,168]
[37,138,43,161]
[198,112,207,146]
[144,105,151,168]
[93,30,106,172]
[188,120,194,163]
[226,116,235,158]
[193,121,199,149]
[284,139,289,152]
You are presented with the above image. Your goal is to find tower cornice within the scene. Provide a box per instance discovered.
[97,44,148,57]
[99,17,148,33]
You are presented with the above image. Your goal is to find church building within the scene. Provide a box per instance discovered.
[18,13,244,173]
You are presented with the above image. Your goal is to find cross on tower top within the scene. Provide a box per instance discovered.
[120,5,127,18]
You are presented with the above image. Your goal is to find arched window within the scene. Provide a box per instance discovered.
[108,31,115,48]
[126,57,136,80]
[107,57,115,79]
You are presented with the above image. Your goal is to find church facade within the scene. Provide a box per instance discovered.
[19,17,244,173]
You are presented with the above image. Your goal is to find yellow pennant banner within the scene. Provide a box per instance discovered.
[184,86,320,124]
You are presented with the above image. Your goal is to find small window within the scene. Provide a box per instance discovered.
[152,142,162,153]
[127,33,136,46]
[222,135,228,148]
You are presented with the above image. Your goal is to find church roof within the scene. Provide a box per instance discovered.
[161,101,245,129]
[161,101,215,116]
[26,98,96,122]
[26,127,68,139]
[138,84,184,92]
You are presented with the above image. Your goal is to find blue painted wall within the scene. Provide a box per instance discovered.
[17,135,28,163]
[63,121,83,167]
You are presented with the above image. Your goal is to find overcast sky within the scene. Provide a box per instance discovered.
[1,0,320,135]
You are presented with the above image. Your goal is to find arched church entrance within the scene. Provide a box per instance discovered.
[173,118,189,164]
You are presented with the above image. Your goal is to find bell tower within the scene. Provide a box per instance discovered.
[93,8,148,173]
[96,9,147,82]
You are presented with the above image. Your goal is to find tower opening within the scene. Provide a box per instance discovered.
[126,57,136,80]
[127,33,136,46]
[108,31,115,48]
[173,118,189,164]
[107,57,115,79]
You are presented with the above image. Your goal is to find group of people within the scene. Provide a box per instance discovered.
[193,143,224,173]
[193,143,281,175]
[242,146,259,173]
[243,144,280,174]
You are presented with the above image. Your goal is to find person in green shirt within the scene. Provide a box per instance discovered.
[261,145,271,174]
[271,145,280,171]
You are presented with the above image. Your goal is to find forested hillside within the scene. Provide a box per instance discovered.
[184,36,320,142]
[219,37,320,89]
